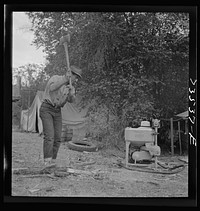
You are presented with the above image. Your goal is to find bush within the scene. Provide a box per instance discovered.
[12,101,21,126]
[85,104,125,148]
[84,100,158,150]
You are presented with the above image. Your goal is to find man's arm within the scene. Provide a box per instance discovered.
[49,75,70,92]
[60,86,76,107]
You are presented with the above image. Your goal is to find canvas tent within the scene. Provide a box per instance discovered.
[175,110,188,135]
[175,110,188,119]
[20,91,86,134]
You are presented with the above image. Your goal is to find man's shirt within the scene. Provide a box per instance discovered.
[43,75,75,108]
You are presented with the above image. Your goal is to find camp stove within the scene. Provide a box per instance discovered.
[124,119,161,169]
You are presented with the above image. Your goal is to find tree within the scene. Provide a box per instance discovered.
[26,12,189,145]
[13,63,49,89]
[13,63,49,109]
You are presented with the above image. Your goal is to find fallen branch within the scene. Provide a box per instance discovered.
[67,168,93,175]
[178,158,188,164]
[13,166,103,179]
[147,181,160,187]
[118,162,186,175]
[12,168,29,174]
[157,161,169,169]
[12,166,55,175]
[110,153,124,159]
[19,174,56,179]
[28,186,55,193]
[169,164,185,170]
[114,144,121,151]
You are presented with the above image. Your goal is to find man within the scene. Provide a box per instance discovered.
[40,66,82,167]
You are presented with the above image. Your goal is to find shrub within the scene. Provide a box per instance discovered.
[85,104,125,148]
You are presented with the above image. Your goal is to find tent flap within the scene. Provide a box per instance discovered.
[20,91,86,133]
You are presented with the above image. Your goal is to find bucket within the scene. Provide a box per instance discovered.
[61,125,73,142]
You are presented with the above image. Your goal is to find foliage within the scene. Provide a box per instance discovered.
[13,63,49,109]
[13,63,49,89]
[85,103,125,147]
[12,101,21,125]
[26,12,189,146]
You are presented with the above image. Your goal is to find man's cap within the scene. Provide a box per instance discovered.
[71,66,82,78]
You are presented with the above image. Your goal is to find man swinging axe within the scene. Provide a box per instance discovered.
[39,33,82,168]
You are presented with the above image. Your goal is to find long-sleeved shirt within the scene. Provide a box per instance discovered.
[42,75,75,108]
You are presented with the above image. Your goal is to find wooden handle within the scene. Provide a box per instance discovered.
[63,42,72,86]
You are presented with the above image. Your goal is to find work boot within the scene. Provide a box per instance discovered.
[43,158,56,170]
[51,159,57,165]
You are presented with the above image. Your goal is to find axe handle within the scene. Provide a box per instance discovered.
[63,42,72,86]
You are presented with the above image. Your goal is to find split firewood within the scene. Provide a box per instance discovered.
[67,168,93,175]
[54,171,70,177]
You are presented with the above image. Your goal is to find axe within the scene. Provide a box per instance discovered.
[60,34,72,86]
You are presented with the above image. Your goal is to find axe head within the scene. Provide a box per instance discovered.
[59,34,70,45]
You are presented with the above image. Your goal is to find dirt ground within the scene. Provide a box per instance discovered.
[11,130,188,197]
